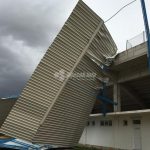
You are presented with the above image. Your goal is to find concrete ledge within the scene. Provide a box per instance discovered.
[90,109,150,117]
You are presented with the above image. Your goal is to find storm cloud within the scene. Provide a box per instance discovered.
[0,0,78,97]
[0,0,149,97]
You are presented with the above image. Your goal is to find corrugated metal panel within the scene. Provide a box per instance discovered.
[33,56,104,146]
[0,0,117,147]
[87,24,117,66]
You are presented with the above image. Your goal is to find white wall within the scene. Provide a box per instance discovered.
[79,113,150,150]
[141,114,150,150]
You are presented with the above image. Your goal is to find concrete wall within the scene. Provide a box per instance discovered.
[0,99,16,127]
[141,114,150,150]
[79,113,150,150]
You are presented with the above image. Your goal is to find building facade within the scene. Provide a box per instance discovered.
[80,42,150,150]
[80,111,150,150]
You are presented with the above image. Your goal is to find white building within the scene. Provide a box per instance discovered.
[80,111,150,150]
[80,42,150,150]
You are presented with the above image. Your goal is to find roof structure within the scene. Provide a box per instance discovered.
[0,0,117,147]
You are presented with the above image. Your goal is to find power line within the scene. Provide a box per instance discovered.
[104,0,137,23]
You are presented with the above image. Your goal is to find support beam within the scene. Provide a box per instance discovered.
[113,83,121,112]
[118,65,149,83]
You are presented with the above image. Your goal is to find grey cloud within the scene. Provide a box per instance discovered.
[0,0,78,97]
[0,43,29,97]
[0,0,62,48]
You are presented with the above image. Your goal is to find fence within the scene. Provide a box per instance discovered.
[126,31,147,49]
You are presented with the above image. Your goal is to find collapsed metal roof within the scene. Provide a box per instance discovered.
[0,0,117,147]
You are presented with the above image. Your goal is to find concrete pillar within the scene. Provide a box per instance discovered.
[113,83,121,112]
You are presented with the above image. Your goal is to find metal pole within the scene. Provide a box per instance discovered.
[140,0,150,72]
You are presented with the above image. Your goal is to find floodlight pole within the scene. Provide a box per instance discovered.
[140,0,150,71]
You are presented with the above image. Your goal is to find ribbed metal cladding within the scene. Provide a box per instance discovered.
[0,0,117,147]
[87,24,117,66]
[33,56,104,146]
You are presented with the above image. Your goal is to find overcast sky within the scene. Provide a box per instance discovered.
[0,0,150,97]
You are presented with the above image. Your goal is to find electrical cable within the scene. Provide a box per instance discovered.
[104,0,137,23]
[105,0,137,146]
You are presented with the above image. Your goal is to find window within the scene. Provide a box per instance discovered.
[100,120,112,127]
[133,120,141,124]
[100,121,104,126]
[109,120,112,126]
[105,121,109,126]
[92,121,95,126]
[123,120,128,126]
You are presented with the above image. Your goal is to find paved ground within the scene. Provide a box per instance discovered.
[74,145,119,150]
[74,146,102,150]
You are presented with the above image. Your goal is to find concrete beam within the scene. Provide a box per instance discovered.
[110,42,149,84]
[113,83,121,112]
[118,65,149,83]
[106,67,149,87]
[113,42,147,66]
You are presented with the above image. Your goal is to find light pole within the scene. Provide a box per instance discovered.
[140,0,150,71]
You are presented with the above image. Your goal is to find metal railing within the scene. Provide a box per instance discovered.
[126,31,147,49]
